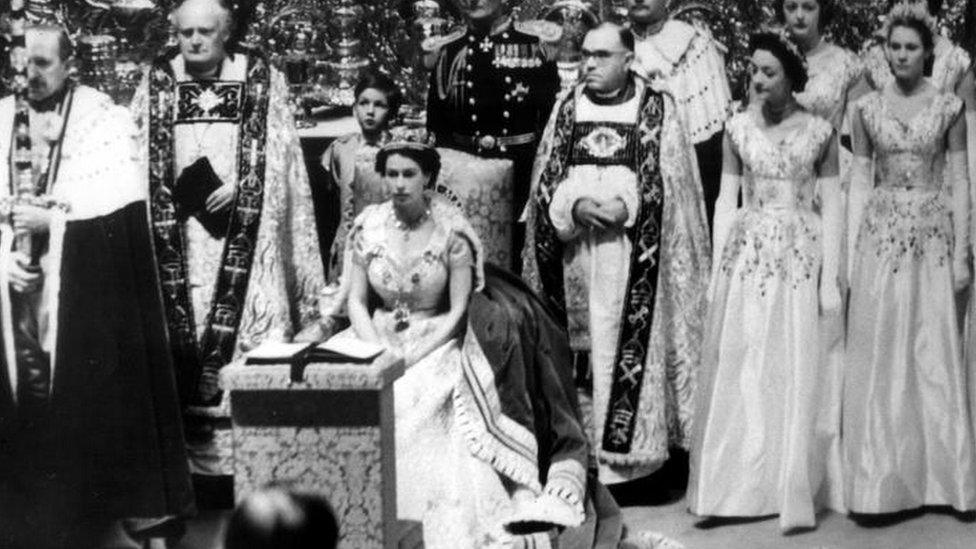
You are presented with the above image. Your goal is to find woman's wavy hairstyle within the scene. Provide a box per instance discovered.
[773,0,836,32]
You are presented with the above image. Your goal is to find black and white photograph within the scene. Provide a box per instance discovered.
[0,0,975,547]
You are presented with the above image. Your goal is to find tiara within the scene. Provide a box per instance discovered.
[756,25,808,73]
[380,126,437,153]
[883,1,939,38]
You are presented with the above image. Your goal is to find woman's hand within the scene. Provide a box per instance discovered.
[294,322,326,343]
[952,257,972,293]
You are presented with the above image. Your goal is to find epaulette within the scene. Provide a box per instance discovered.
[515,19,563,43]
[421,28,466,54]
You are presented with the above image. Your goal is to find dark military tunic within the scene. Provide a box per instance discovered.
[427,18,561,259]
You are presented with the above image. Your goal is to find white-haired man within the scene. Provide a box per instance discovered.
[0,23,193,548]
[130,0,325,507]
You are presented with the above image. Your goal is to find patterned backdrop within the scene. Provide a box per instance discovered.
[1,0,974,105]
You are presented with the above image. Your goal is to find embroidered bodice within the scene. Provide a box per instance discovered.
[727,111,834,212]
[796,42,863,129]
[352,199,477,314]
[719,111,832,290]
[855,91,961,191]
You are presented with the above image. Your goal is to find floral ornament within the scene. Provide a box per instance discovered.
[381,125,437,153]
[882,0,940,39]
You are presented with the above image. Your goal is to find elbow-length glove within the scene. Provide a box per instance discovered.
[846,156,873,285]
[818,176,842,313]
[948,151,972,291]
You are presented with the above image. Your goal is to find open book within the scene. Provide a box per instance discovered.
[307,334,385,363]
[244,334,385,366]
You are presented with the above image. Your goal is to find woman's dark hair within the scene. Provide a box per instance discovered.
[354,72,403,123]
[774,0,835,32]
[224,489,339,549]
[886,13,936,76]
[375,146,442,188]
[749,32,809,92]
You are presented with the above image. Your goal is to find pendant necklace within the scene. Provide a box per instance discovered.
[393,205,431,241]
[391,204,431,330]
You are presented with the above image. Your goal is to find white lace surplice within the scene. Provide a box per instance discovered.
[688,111,833,530]
[547,93,646,484]
[844,91,976,514]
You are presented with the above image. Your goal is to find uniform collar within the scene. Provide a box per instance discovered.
[468,15,513,37]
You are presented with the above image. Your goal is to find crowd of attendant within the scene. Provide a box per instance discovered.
[4,0,976,547]
[323,0,976,542]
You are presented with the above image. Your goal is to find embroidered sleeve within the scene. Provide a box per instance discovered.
[349,221,369,267]
[943,94,965,132]
[725,114,745,157]
[447,231,475,270]
[948,46,972,92]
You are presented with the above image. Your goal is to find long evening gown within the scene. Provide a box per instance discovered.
[349,198,515,548]
[843,90,976,514]
[688,110,834,530]
[794,40,864,512]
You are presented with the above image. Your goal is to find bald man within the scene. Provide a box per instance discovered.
[524,22,710,487]
[0,25,192,548]
[130,0,325,507]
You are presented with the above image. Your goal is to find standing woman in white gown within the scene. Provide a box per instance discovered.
[687,30,842,532]
[960,0,976,404]
[844,3,976,518]
[776,0,866,512]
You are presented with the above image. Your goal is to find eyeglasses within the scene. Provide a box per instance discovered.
[580,49,630,62]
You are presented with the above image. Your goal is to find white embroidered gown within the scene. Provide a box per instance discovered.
[793,39,863,513]
[350,200,514,548]
[688,110,833,530]
[843,91,976,514]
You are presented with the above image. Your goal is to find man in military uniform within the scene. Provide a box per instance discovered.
[426,0,561,270]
